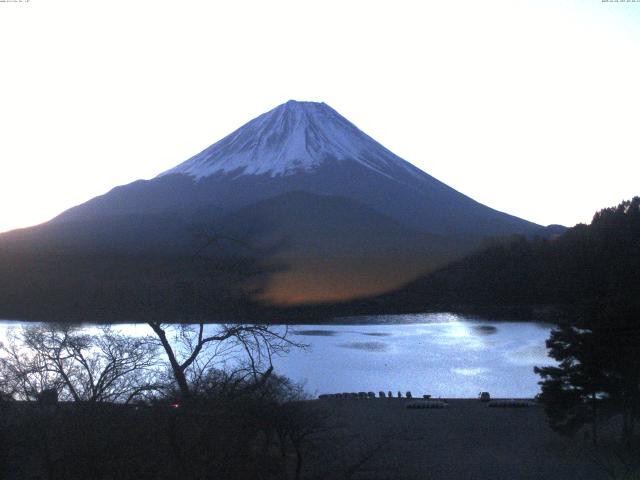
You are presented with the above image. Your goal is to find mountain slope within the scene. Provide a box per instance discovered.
[56,100,544,237]
[217,191,476,303]
[0,100,557,309]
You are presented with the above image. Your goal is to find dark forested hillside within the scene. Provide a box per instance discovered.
[383,197,640,319]
[0,249,276,322]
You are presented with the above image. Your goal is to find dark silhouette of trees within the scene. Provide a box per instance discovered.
[0,321,306,406]
[0,323,321,479]
[534,325,611,444]
[533,198,640,444]
[590,304,640,443]
[0,324,161,402]
[535,306,640,445]
[391,197,640,318]
[148,322,304,402]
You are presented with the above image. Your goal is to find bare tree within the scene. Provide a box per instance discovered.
[0,324,161,403]
[0,328,62,401]
[147,321,305,401]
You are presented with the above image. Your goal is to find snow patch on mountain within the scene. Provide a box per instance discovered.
[159,100,425,182]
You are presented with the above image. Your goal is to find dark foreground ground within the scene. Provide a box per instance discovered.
[306,398,613,480]
[1,398,630,480]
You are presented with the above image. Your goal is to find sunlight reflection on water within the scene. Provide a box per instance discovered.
[0,313,555,398]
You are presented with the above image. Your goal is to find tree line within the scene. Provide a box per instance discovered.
[387,197,640,320]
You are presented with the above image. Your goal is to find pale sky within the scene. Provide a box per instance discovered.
[1,0,639,233]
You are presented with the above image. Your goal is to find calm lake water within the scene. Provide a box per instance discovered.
[0,313,554,398]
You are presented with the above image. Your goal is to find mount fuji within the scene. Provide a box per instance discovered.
[0,100,555,308]
[161,100,426,181]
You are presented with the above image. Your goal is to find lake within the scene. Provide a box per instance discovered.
[0,313,554,398]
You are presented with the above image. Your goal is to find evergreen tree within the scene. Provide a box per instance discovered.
[535,197,640,444]
[534,323,611,444]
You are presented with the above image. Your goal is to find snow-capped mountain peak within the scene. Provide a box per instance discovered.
[159,100,421,180]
